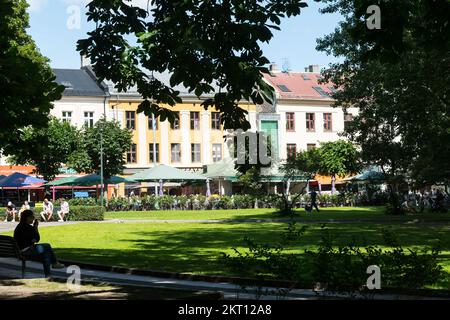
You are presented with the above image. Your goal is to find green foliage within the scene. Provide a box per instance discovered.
[8,118,80,181]
[222,222,444,293]
[68,118,133,181]
[0,0,64,154]
[67,206,105,221]
[317,0,450,189]
[77,0,308,130]
[68,198,99,207]
[317,140,360,179]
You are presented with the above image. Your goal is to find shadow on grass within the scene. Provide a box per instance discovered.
[52,222,450,282]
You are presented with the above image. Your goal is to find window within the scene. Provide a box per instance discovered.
[149,143,159,163]
[170,112,180,130]
[171,143,181,162]
[127,144,137,163]
[307,144,316,151]
[306,113,315,132]
[84,112,94,128]
[211,112,221,130]
[287,144,297,159]
[212,144,222,163]
[62,111,72,123]
[148,116,158,130]
[190,112,200,130]
[313,86,330,98]
[302,74,311,80]
[191,144,201,163]
[277,84,291,92]
[324,113,332,132]
[344,112,353,130]
[126,111,136,130]
[286,113,295,131]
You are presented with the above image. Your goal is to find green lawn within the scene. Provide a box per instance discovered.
[3,217,449,289]
[104,206,450,222]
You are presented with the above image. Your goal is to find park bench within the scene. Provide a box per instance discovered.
[0,235,29,278]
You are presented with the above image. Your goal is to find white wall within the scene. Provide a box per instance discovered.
[278,103,359,159]
[50,96,109,128]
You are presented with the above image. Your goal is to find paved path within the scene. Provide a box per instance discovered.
[0,258,443,300]
[0,221,82,233]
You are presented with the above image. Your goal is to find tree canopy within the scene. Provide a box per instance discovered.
[8,118,80,182]
[0,0,63,154]
[77,0,308,130]
[68,118,133,181]
[317,0,450,190]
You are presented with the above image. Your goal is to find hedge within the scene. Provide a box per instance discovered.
[67,206,105,221]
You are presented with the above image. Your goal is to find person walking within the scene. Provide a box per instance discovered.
[310,189,320,213]
[40,198,54,222]
[14,210,65,277]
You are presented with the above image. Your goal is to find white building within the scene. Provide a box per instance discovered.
[261,65,359,161]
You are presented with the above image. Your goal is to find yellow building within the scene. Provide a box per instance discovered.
[108,93,258,175]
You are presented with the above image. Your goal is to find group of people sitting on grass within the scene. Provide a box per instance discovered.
[3,198,70,223]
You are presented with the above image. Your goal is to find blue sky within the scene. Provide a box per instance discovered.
[27,0,342,71]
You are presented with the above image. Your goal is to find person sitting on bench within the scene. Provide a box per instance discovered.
[4,201,17,222]
[57,197,70,222]
[14,210,65,277]
[19,201,31,221]
[40,198,54,222]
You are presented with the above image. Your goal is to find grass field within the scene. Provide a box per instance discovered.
[3,207,450,289]
[104,206,450,222]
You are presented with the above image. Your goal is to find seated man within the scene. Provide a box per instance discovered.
[57,198,69,222]
[40,198,54,222]
[4,201,17,222]
[19,201,31,221]
[14,210,65,277]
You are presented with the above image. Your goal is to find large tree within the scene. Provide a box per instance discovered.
[8,118,80,182]
[77,0,308,130]
[316,0,450,197]
[0,0,63,154]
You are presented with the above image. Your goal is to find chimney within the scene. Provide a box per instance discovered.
[305,65,320,73]
[269,63,279,73]
[81,54,91,68]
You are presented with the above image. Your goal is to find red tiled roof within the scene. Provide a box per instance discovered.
[262,72,335,100]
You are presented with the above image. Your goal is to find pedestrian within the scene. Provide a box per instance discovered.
[14,210,65,277]
[19,201,31,221]
[310,189,320,212]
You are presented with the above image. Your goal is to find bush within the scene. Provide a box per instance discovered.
[67,206,105,221]
[68,198,98,207]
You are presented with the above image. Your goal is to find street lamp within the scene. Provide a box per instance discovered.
[100,130,104,207]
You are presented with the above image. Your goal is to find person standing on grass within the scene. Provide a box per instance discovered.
[57,197,69,222]
[40,198,54,222]
[310,189,320,213]
[14,210,65,277]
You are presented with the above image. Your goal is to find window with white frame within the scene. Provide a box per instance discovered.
[62,111,72,123]
[84,112,94,128]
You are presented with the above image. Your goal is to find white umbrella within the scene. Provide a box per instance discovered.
[206,179,211,197]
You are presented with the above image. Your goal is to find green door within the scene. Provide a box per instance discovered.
[260,120,279,160]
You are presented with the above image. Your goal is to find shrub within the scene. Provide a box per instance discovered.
[68,198,98,207]
[67,206,105,221]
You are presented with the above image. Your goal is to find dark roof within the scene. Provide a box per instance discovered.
[53,68,107,97]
